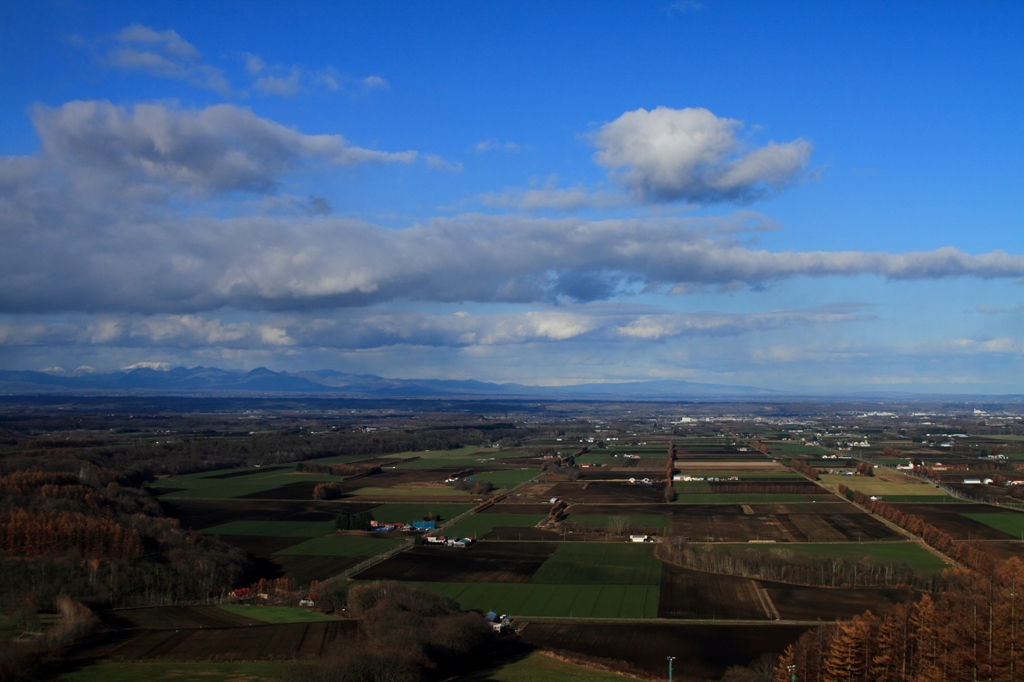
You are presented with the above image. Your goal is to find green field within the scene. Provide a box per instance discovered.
[350,486,472,498]
[672,493,831,503]
[158,465,343,500]
[0,613,61,641]
[530,543,662,585]
[274,535,406,556]
[410,581,659,619]
[673,481,712,493]
[370,502,475,523]
[707,542,950,573]
[963,512,1024,538]
[199,519,337,537]
[765,442,835,456]
[472,469,541,489]
[394,446,517,468]
[470,650,634,682]
[52,661,288,682]
[217,604,340,623]
[566,514,669,531]
[445,513,547,538]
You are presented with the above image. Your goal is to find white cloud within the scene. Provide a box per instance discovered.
[362,75,390,90]
[120,361,169,371]
[425,155,464,173]
[109,24,231,95]
[116,25,199,60]
[592,106,812,203]
[29,100,416,195]
[254,68,302,96]
[479,184,627,211]
[243,52,265,74]
[474,139,521,153]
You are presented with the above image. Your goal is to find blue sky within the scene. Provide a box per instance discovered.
[1,1,1023,393]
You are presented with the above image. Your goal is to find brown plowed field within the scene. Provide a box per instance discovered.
[482,527,564,541]
[668,506,900,543]
[482,503,553,514]
[80,621,355,661]
[545,481,667,504]
[519,622,812,679]
[657,563,768,620]
[764,583,915,620]
[98,606,262,631]
[356,542,557,582]
[274,555,368,585]
[217,534,307,555]
[160,499,365,530]
[891,503,1018,540]
[674,462,788,473]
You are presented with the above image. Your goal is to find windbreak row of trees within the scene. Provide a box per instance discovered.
[790,458,820,480]
[840,485,994,573]
[656,538,932,589]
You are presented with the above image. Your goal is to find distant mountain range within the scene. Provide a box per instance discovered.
[0,366,781,399]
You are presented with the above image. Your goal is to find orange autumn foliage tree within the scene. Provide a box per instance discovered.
[0,507,143,560]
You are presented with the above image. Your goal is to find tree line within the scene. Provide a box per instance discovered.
[790,458,820,480]
[839,484,993,573]
[656,538,931,589]
[773,560,1024,682]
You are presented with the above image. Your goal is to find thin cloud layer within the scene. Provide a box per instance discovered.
[109,24,231,95]
[0,304,864,352]
[592,106,812,203]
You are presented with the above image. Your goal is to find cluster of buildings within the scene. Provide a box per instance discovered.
[425,535,475,548]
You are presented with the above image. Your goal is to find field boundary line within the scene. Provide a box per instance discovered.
[318,476,540,587]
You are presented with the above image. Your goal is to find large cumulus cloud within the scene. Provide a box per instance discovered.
[592,106,812,203]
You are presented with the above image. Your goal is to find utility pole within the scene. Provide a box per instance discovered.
[667,655,675,682]
[787,663,796,682]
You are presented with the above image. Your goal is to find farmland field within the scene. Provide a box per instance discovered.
[53,661,290,682]
[962,512,1024,538]
[668,506,901,543]
[356,542,557,583]
[409,581,660,618]
[820,473,948,498]
[274,535,406,556]
[347,486,473,499]
[470,650,635,682]
[445,513,548,538]
[530,543,662,585]
[705,542,949,573]
[217,605,341,623]
[892,503,1019,540]
[199,519,337,536]
[369,502,475,523]
[519,622,812,679]
[565,513,669,531]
